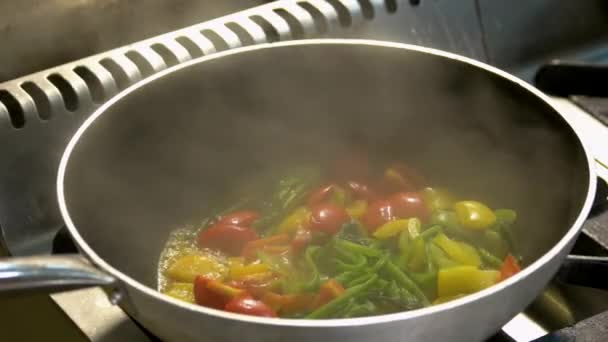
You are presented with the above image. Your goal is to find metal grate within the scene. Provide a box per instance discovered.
[0,0,400,256]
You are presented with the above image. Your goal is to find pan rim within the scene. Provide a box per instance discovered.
[57,38,597,328]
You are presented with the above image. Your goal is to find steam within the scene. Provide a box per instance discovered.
[62,42,586,287]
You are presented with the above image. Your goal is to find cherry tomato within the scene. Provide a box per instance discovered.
[217,210,260,227]
[346,181,378,202]
[307,184,337,207]
[291,228,313,253]
[309,203,350,235]
[499,254,521,281]
[388,192,429,222]
[198,224,259,255]
[194,276,244,309]
[382,162,426,192]
[224,294,277,317]
[361,200,396,232]
[332,153,371,181]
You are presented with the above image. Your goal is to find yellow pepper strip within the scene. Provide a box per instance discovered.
[163,283,195,303]
[278,207,311,234]
[437,266,500,297]
[373,219,410,239]
[346,200,367,219]
[206,280,246,298]
[228,257,244,268]
[166,254,227,282]
[432,293,466,305]
[230,263,271,280]
[422,187,455,212]
[433,233,481,267]
[453,201,496,230]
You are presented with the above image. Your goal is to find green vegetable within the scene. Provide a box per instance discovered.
[382,260,430,306]
[334,239,382,257]
[478,248,503,269]
[302,246,321,291]
[420,225,443,240]
[307,275,378,318]
[495,209,517,225]
[428,243,460,269]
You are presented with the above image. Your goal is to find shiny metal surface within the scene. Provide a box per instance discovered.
[0,254,114,293]
[53,40,595,342]
[0,0,377,257]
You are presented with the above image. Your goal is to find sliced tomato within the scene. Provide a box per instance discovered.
[224,294,277,317]
[346,181,378,202]
[198,224,258,255]
[291,228,313,253]
[332,153,371,182]
[361,200,396,232]
[217,210,260,227]
[388,192,429,222]
[307,184,337,207]
[193,276,245,309]
[382,162,426,192]
[241,234,290,260]
[309,203,350,235]
[499,254,521,281]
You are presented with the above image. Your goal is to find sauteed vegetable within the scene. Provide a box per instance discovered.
[158,159,521,318]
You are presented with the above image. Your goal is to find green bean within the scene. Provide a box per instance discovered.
[302,246,321,291]
[478,248,503,269]
[335,254,367,272]
[345,273,373,287]
[335,239,382,257]
[335,271,358,285]
[307,275,378,319]
[382,260,430,306]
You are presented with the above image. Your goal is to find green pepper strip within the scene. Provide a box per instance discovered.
[307,275,378,319]
[335,254,367,271]
[382,260,430,306]
[478,248,503,269]
[419,225,444,240]
[335,239,382,257]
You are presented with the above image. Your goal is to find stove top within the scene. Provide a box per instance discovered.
[0,1,607,341]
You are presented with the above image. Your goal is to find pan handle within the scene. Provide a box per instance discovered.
[556,255,608,290]
[0,254,116,295]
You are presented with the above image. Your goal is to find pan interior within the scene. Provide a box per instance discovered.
[62,42,590,289]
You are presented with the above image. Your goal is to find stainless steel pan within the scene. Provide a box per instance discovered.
[0,39,603,342]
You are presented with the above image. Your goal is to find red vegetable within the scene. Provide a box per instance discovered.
[217,210,260,227]
[241,234,290,260]
[499,254,521,281]
[382,162,426,192]
[388,192,429,222]
[332,153,371,182]
[225,294,277,317]
[361,200,396,232]
[307,184,338,207]
[309,203,350,235]
[194,276,245,309]
[291,228,313,253]
[346,181,378,202]
[198,224,259,255]
[316,279,346,307]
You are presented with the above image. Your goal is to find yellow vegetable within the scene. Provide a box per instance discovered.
[437,266,500,297]
[422,187,455,212]
[346,200,367,219]
[166,254,227,282]
[230,263,271,280]
[228,257,244,268]
[373,219,409,239]
[453,201,496,230]
[278,206,310,234]
[433,233,481,267]
[163,283,195,303]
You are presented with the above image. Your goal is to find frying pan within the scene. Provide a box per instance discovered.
[0,39,604,342]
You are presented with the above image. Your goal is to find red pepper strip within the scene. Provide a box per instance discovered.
[241,234,290,260]
[194,276,246,309]
[315,279,346,307]
[225,294,277,317]
[499,254,521,281]
[198,224,258,255]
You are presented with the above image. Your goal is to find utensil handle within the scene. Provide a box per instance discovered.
[0,254,115,295]
[556,255,608,290]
